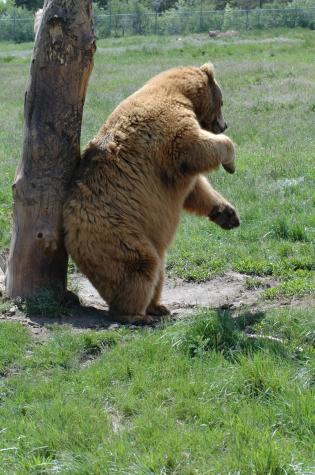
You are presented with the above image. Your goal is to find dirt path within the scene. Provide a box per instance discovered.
[0,269,313,334]
[72,271,275,314]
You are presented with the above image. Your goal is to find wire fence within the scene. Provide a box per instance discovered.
[0,6,314,43]
[94,7,315,37]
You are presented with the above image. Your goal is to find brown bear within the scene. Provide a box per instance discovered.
[63,63,240,323]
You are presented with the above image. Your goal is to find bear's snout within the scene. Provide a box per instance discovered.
[213,118,227,134]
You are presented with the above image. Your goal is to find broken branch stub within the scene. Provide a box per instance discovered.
[5,0,96,299]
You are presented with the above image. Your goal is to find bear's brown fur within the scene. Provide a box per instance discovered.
[63,64,239,323]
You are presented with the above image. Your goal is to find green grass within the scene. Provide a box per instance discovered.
[0,29,315,296]
[0,321,30,375]
[0,308,314,474]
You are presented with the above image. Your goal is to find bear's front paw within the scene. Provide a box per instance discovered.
[209,204,240,230]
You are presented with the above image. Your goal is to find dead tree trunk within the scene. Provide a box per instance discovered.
[5,0,96,299]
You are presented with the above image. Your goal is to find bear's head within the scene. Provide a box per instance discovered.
[198,63,227,135]
[147,63,227,135]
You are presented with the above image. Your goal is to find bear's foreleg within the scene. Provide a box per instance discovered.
[177,121,235,176]
[183,175,240,230]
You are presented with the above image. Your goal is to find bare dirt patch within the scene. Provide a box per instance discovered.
[72,271,275,314]
[0,268,313,333]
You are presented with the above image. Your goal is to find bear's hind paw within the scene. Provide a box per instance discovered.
[146,303,170,317]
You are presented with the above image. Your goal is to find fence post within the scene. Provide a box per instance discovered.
[13,8,16,42]
[109,7,112,37]
[199,0,203,31]
[246,9,249,29]
[154,11,158,35]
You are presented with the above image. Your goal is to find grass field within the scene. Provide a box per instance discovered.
[0,28,314,473]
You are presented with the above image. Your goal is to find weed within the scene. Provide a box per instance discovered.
[25,289,71,317]
[81,333,118,357]
[264,273,315,299]
[166,310,285,361]
[234,258,274,276]
[0,297,11,314]
[273,218,309,242]
[245,277,267,290]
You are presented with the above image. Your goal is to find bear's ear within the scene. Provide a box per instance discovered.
[200,63,215,82]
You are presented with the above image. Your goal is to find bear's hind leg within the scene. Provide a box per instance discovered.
[146,264,170,317]
[108,247,161,324]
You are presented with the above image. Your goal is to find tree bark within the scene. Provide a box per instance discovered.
[5,0,96,299]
